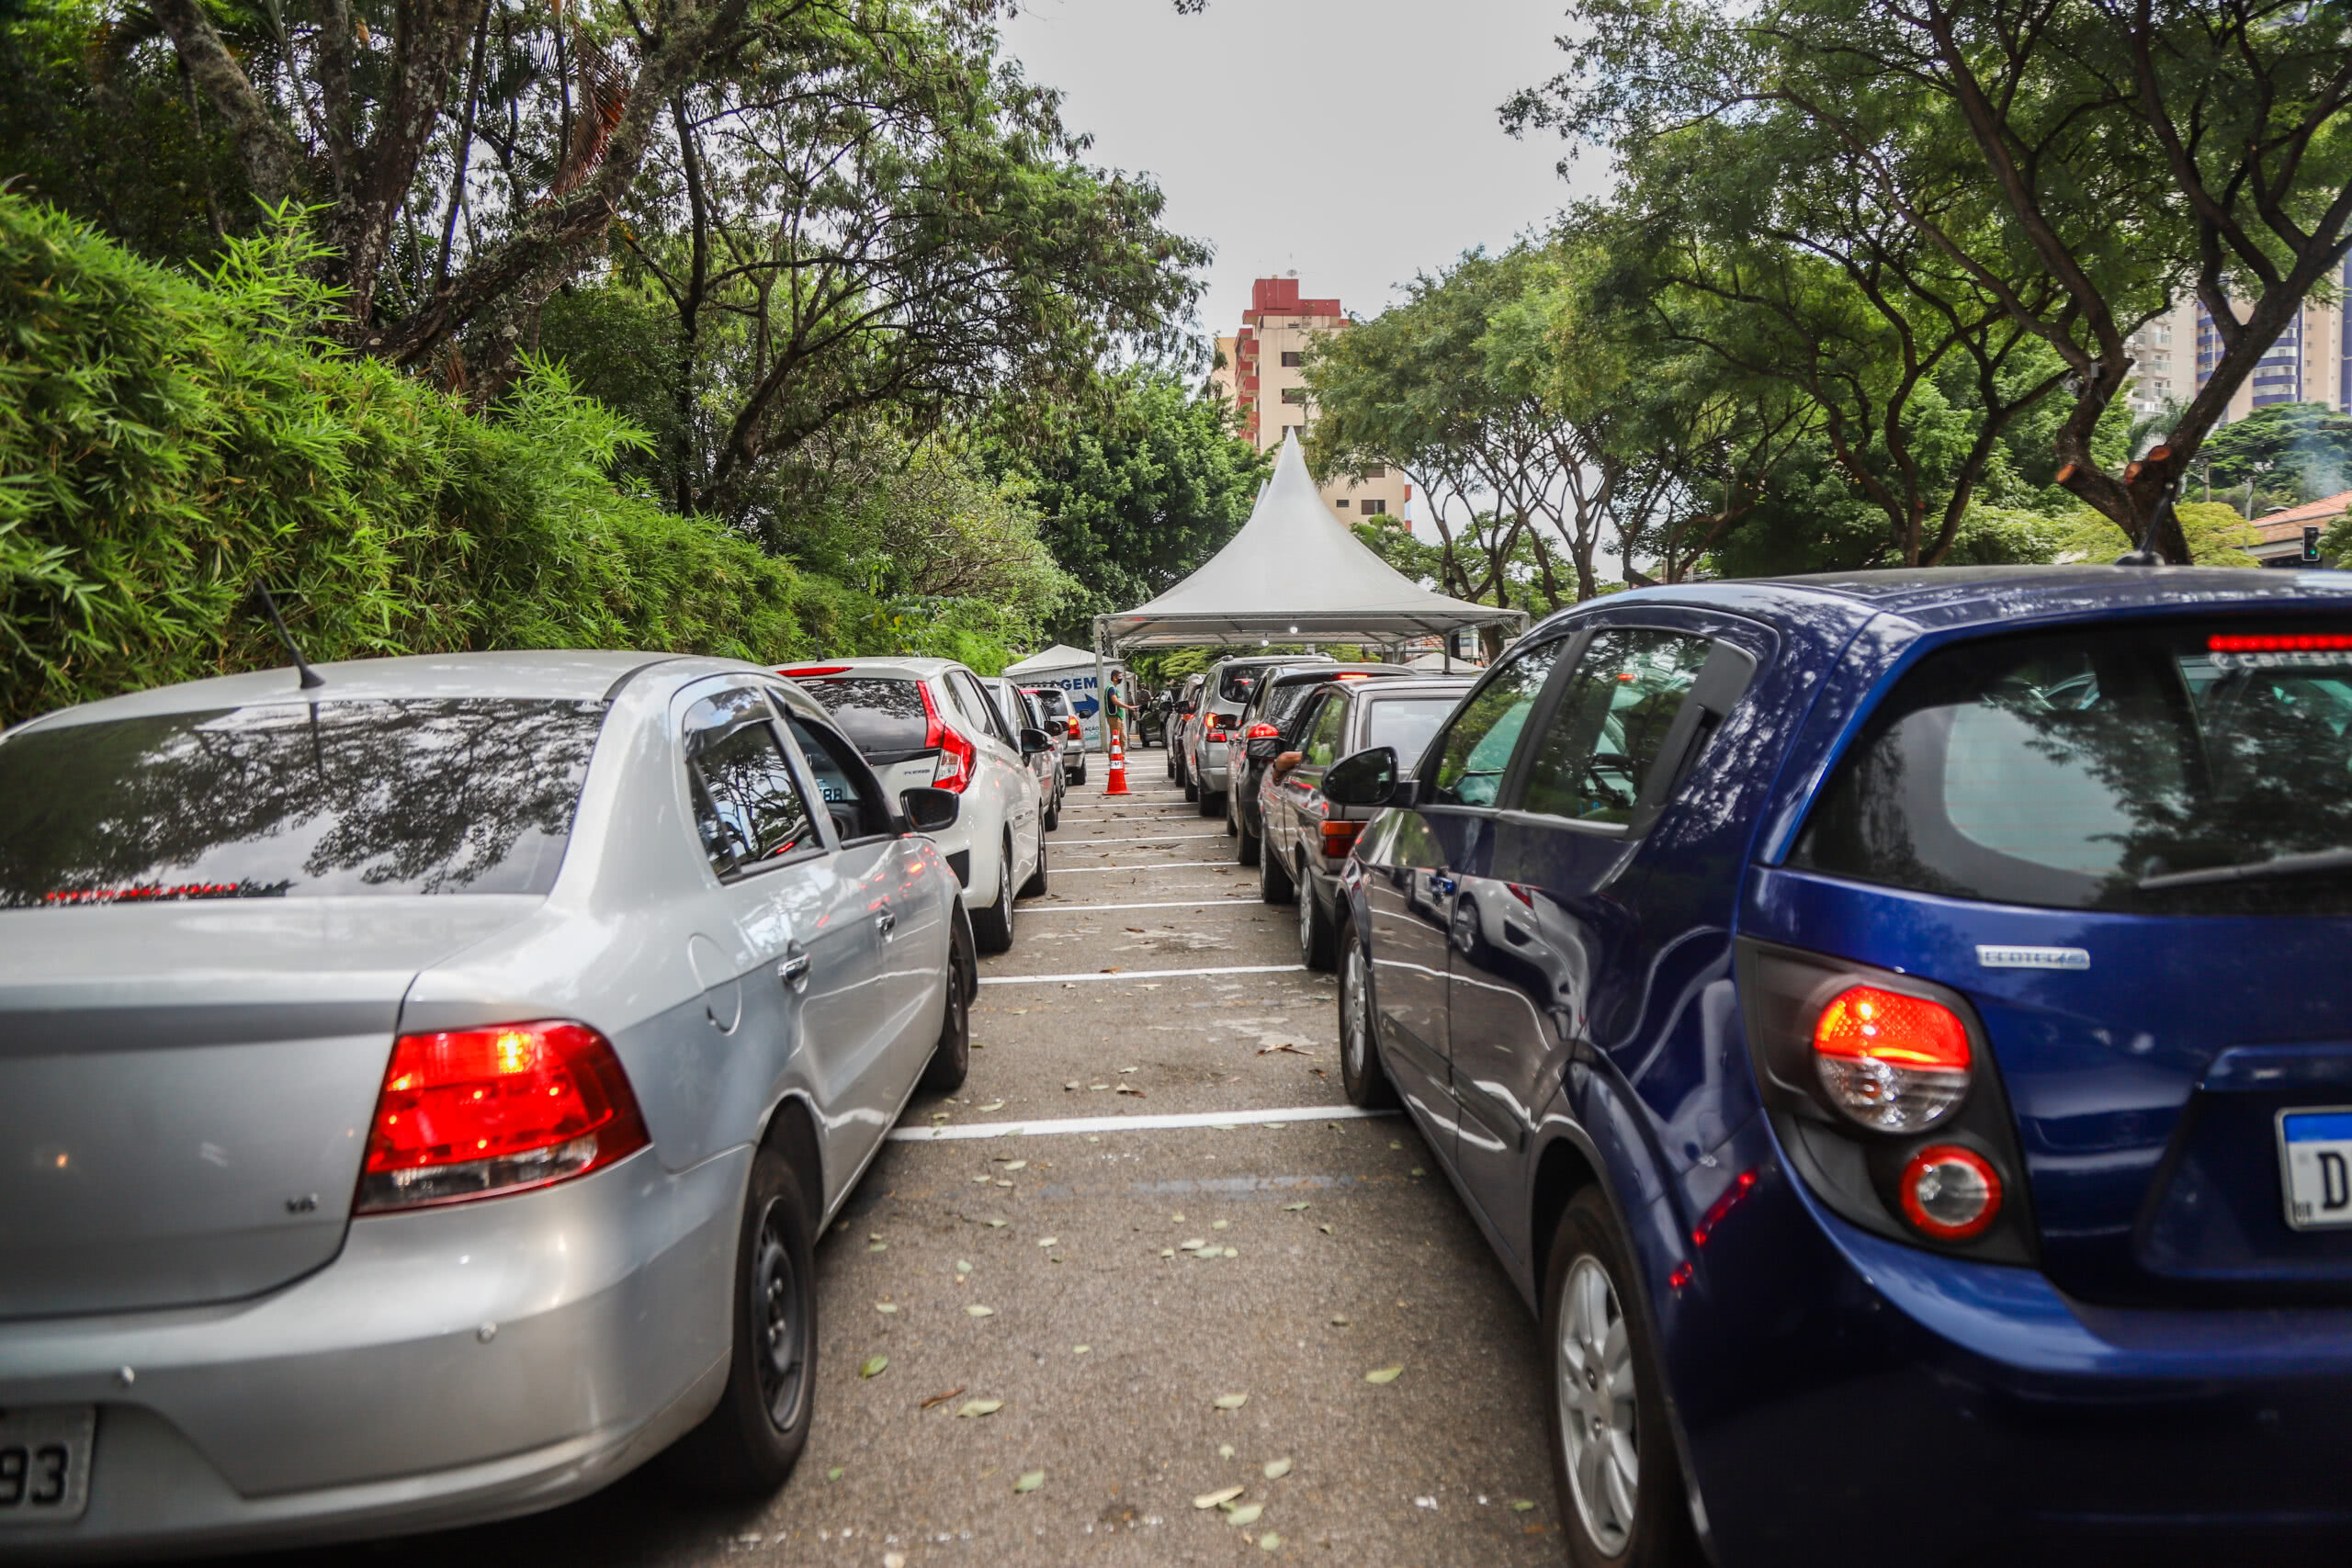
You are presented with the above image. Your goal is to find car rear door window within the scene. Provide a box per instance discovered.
[1521,630,1714,824]
[685,689,817,877]
[951,671,1011,745]
[1427,641,1566,807]
[0,698,605,906]
[784,714,895,843]
[1792,620,2352,914]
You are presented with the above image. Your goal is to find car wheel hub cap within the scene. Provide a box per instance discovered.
[1343,951,1367,1077]
[752,1201,805,1430]
[1557,1255,1638,1552]
[1298,885,1313,952]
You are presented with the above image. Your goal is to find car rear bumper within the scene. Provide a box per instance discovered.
[1672,1120,2352,1563]
[1197,758,1230,790]
[0,1146,744,1562]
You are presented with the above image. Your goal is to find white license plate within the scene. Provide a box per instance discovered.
[0,1405,95,1524]
[2278,1107,2352,1231]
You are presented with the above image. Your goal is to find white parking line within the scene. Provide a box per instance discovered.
[1059,833,1225,845]
[889,1104,1396,1141]
[1055,862,1240,874]
[978,963,1305,986]
[1028,898,1261,912]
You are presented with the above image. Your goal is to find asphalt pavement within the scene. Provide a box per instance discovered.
[242,764,1562,1568]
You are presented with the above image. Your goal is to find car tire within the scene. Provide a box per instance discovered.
[970,837,1016,953]
[921,913,975,1092]
[1074,760,1087,786]
[1225,795,1239,837]
[1199,786,1221,818]
[1338,928,1398,1110]
[1042,793,1060,831]
[1544,1189,1702,1568]
[664,1147,815,1497]
[1182,771,1198,802]
[1259,837,1295,904]
[1237,815,1261,867]
[1020,832,1048,897]
[1297,874,1337,971]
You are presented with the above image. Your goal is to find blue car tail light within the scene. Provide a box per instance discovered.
[1736,939,2038,1265]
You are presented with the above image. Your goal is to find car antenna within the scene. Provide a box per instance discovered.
[246,582,326,689]
[2114,472,2177,567]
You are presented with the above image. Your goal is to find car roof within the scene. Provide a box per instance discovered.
[1264,663,1414,689]
[777,656,967,681]
[8,650,765,734]
[1353,678,1476,697]
[1541,565,2352,638]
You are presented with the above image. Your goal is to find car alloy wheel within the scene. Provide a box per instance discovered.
[1557,1255,1638,1554]
[753,1199,810,1431]
[1338,937,1396,1109]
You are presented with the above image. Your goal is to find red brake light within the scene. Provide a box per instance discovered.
[779,664,852,677]
[2208,634,2352,652]
[1810,985,1972,1132]
[1067,716,1080,738]
[919,682,976,794]
[1246,722,1281,739]
[357,1021,648,1212]
[1320,819,1363,858]
[1898,1144,2002,1240]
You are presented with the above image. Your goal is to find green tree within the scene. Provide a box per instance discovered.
[2199,404,2352,508]
[1515,0,2352,561]
[978,370,1265,645]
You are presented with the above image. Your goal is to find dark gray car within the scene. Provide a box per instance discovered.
[1254,676,1473,968]
[0,651,974,1560]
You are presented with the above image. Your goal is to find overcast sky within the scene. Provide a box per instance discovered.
[1000,0,1611,353]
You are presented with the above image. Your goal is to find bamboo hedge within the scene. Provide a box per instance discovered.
[0,197,962,726]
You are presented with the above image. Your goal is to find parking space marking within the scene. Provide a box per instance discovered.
[978,962,1306,985]
[888,1103,1395,1140]
[1054,861,1241,873]
[1059,832,1226,845]
[1028,898,1261,912]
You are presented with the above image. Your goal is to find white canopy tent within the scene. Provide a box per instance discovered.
[1087,433,1524,748]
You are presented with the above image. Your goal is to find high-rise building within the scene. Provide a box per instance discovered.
[2126,264,2352,423]
[1208,276,1414,529]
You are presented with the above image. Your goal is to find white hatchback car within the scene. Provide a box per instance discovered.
[782,659,1047,951]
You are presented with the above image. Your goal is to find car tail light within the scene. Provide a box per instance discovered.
[1899,1145,2002,1240]
[1246,722,1281,740]
[779,664,852,677]
[356,1021,648,1213]
[2208,633,2352,653]
[1810,984,1971,1132]
[920,682,976,794]
[1067,716,1080,739]
[1320,819,1363,858]
[1207,721,1228,741]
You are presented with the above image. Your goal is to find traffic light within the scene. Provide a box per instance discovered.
[2304,525,2324,564]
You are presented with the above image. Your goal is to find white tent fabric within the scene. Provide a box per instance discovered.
[1092,432,1527,649]
[1002,643,1099,676]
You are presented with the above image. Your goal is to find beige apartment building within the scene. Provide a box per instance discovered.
[1208,276,1414,529]
[2125,269,2352,423]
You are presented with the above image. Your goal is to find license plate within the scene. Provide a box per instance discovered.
[0,1405,95,1524]
[2278,1107,2352,1231]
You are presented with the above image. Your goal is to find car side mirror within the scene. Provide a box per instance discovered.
[1245,737,1284,762]
[899,786,960,834]
[1324,746,1404,807]
[1020,726,1054,755]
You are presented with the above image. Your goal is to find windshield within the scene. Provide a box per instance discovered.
[1364,697,1459,768]
[802,676,931,761]
[0,699,605,908]
[1792,621,2352,914]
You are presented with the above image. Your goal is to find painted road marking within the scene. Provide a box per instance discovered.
[1061,833,1226,845]
[889,1104,1396,1141]
[1055,862,1242,874]
[1029,898,1261,913]
[978,963,1306,986]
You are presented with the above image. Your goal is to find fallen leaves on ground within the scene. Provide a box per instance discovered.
[966,1303,996,1317]
[1226,1502,1264,1527]
[858,1355,888,1378]
[1262,1457,1293,1480]
[955,1398,1002,1417]
[1364,1365,1406,1384]
[1014,1470,1046,1494]
[919,1386,966,1410]
[1192,1485,1246,1510]
[875,1302,899,1314]
[1213,1393,1249,1410]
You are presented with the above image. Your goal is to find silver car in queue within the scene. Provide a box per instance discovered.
[0,650,975,1561]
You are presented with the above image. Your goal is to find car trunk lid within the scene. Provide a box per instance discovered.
[0,897,539,1318]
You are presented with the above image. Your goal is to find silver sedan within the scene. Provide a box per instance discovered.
[0,651,973,1560]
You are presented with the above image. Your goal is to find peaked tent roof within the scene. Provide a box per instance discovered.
[1094,433,1527,649]
[1003,643,1102,675]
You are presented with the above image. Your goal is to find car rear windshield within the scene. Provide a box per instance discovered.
[1791,620,2352,915]
[1029,688,1070,716]
[0,699,605,908]
[1364,697,1458,767]
[802,676,931,761]
[1218,664,1282,705]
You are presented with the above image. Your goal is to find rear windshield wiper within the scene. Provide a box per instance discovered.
[2137,847,2352,891]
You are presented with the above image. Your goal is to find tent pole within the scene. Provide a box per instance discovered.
[1091,617,1111,757]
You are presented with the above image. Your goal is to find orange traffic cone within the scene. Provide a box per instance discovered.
[1104,724,1130,795]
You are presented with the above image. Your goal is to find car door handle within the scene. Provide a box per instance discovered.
[876,908,898,939]
[777,946,811,992]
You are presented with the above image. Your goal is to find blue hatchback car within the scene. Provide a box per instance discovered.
[1322,567,2352,1567]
